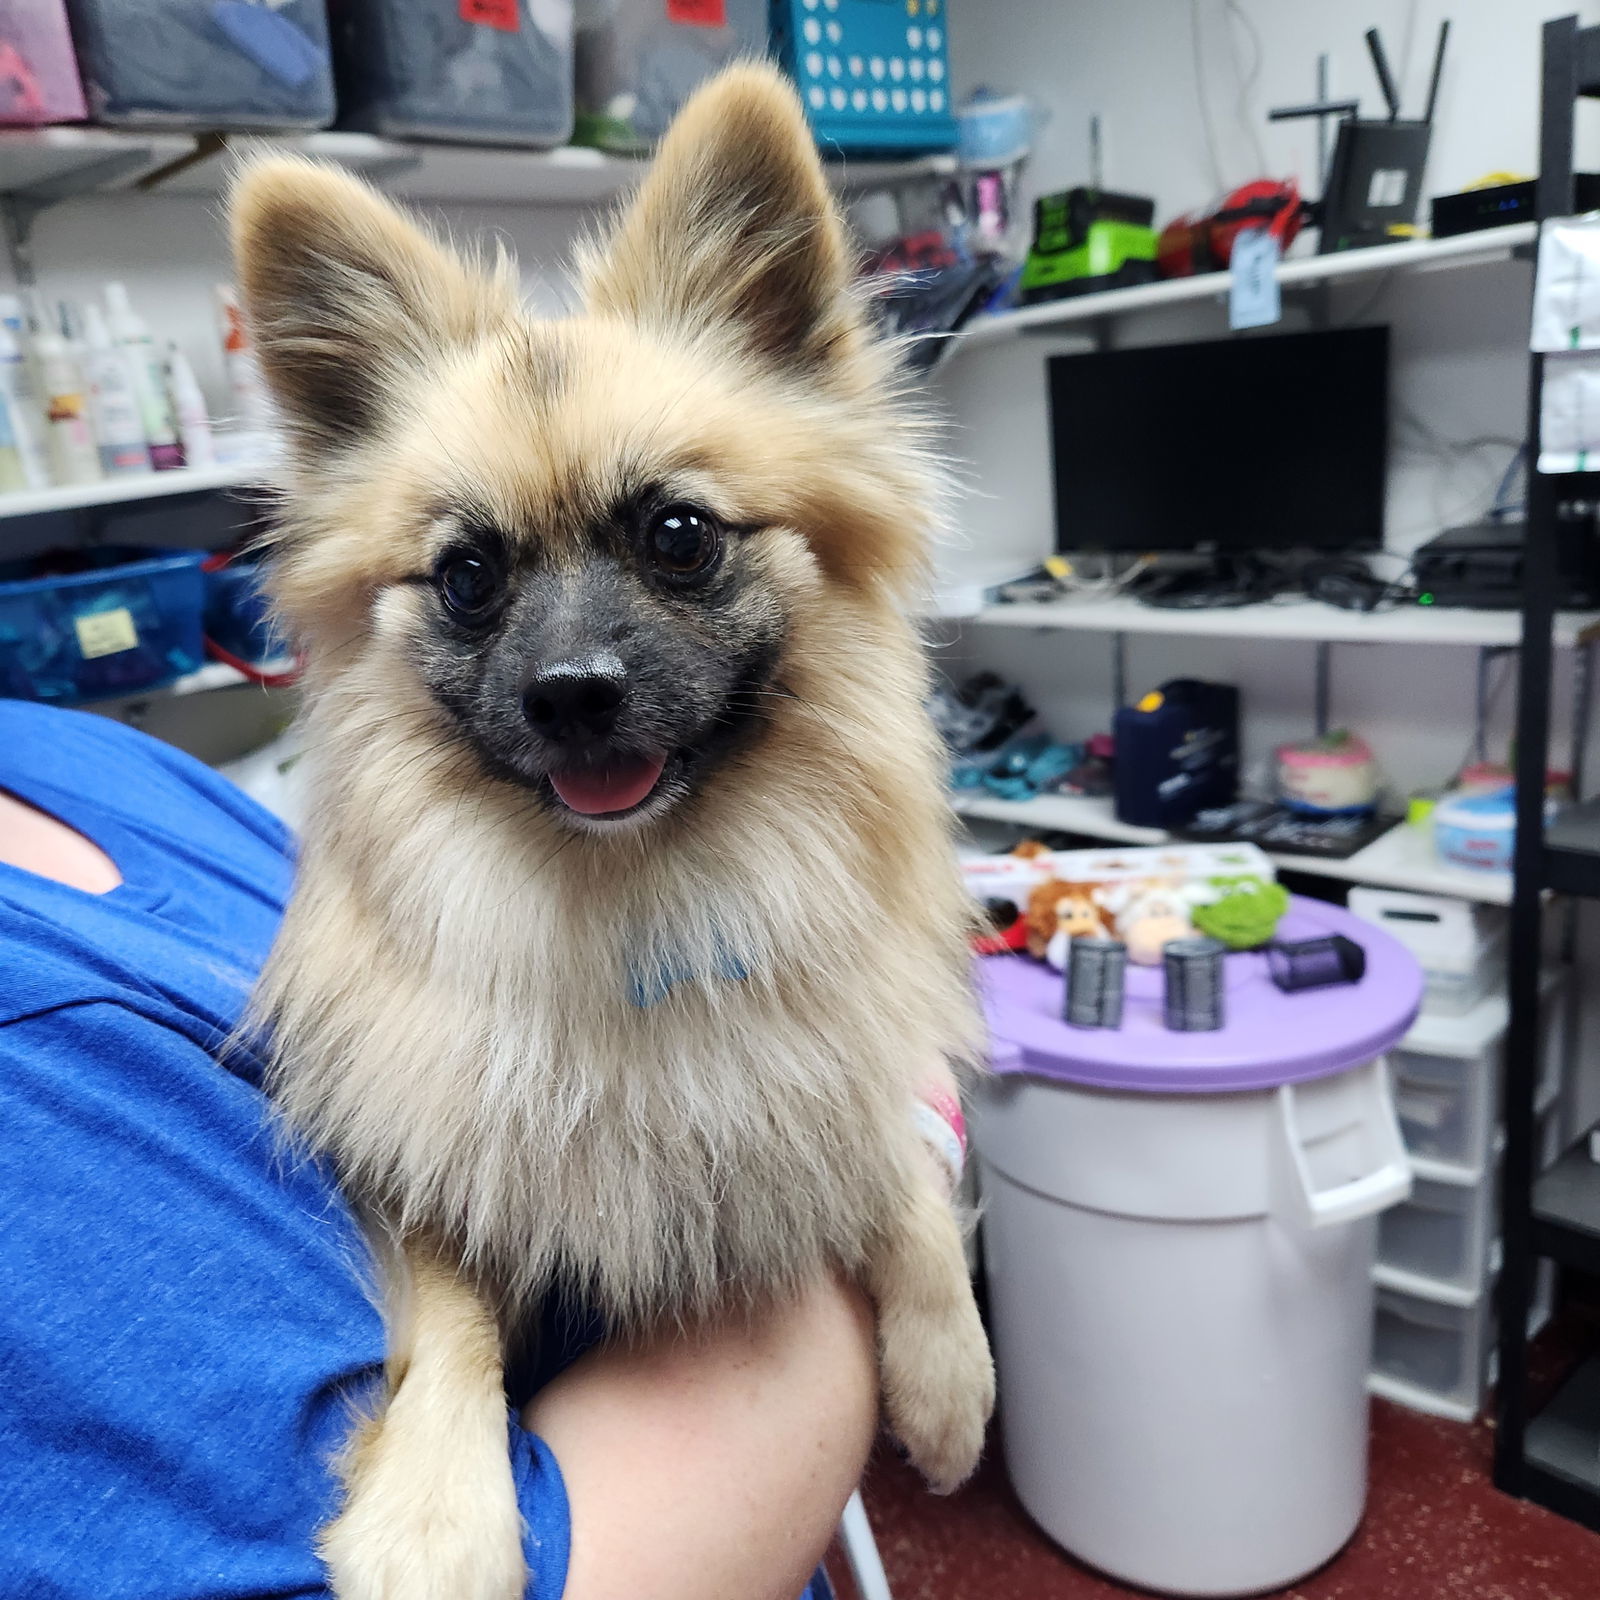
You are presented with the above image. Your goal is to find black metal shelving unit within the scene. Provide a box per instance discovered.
[1496,12,1600,1536]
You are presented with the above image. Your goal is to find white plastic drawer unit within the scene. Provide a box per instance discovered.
[1391,1048,1494,1172]
[1390,969,1567,1174]
[1347,887,1507,1017]
[1378,1170,1496,1292]
[1377,1106,1564,1293]
[1371,1266,1555,1423]
[1371,1286,1487,1417]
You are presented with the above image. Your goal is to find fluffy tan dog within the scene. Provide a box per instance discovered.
[231,61,993,1599]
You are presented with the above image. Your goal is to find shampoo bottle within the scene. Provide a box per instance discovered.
[34,307,102,486]
[80,302,151,477]
[104,282,183,470]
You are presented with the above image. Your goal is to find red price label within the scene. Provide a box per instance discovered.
[461,0,520,31]
[667,0,727,25]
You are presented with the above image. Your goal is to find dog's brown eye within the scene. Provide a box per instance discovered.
[646,505,722,582]
[436,552,501,623]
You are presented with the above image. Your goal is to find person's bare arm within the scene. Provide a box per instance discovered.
[523,1274,879,1600]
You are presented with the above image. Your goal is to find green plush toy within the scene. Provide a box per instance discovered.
[1191,876,1290,951]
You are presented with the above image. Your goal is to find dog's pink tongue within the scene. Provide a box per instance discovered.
[549,755,666,816]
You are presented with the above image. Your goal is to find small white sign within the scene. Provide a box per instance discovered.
[1229,227,1281,330]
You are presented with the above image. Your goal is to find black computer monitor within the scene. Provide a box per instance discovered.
[1047,326,1388,555]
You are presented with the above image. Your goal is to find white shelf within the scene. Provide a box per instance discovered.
[0,126,195,199]
[0,458,267,523]
[957,223,1539,352]
[950,790,1513,905]
[965,594,1600,650]
[950,789,1166,844]
[0,127,954,210]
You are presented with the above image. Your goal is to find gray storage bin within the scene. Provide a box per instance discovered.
[64,0,336,129]
[329,0,573,147]
[573,0,768,153]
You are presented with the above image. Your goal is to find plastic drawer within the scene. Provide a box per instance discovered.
[1372,1287,1486,1416]
[0,547,205,704]
[329,0,574,148]
[1378,1170,1496,1292]
[1391,1047,1493,1171]
[63,0,335,130]
[1371,1265,1555,1423]
[1390,970,1568,1173]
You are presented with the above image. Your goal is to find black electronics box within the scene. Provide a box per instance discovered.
[1413,517,1600,609]
[1432,175,1600,238]
[1112,678,1239,829]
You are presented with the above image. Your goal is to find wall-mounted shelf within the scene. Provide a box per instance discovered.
[956,223,1537,353]
[951,789,1513,906]
[0,126,954,212]
[0,457,267,524]
[964,594,1600,651]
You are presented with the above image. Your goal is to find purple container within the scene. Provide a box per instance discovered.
[982,895,1422,1094]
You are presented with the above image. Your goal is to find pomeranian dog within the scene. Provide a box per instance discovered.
[231,62,993,1599]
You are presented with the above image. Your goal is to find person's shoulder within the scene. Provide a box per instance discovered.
[3,701,293,858]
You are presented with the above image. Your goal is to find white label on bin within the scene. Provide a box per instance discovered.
[75,608,139,660]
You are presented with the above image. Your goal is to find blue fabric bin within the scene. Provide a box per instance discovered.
[0,548,206,705]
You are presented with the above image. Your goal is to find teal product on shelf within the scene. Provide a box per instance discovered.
[1019,188,1159,304]
[0,548,205,704]
[329,0,574,147]
[63,0,335,129]
[770,0,957,155]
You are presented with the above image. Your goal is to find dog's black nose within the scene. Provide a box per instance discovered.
[522,659,628,742]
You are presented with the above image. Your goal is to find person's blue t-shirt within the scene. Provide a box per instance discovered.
[0,702,571,1599]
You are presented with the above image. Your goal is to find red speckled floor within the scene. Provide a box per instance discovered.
[831,1400,1600,1600]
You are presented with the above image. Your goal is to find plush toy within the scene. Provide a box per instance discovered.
[1191,875,1290,950]
[1025,878,1112,967]
[1095,880,1200,966]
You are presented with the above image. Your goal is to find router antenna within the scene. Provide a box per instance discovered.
[1423,20,1451,125]
[1364,28,1401,120]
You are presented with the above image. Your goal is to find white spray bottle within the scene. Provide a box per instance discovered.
[166,344,216,469]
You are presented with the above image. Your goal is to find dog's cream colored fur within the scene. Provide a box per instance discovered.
[232,62,993,1599]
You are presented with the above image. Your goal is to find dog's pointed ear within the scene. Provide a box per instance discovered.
[229,158,513,456]
[582,63,861,375]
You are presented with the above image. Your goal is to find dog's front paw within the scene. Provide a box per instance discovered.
[319,1415,527,1600]
[879,1287,996,1494]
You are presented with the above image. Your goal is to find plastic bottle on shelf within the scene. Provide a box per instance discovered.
[104,282,183,471]
[79,302,151,477]
[215,284,274,439]
[33,308,102,487]
[0,390,29,493]
[166,344,216,469]
[0,295,52,490]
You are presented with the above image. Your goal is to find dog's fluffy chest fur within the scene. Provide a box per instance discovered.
[258,679,970,1325]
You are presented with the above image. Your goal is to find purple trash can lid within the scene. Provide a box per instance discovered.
[982,895,1422,1094]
